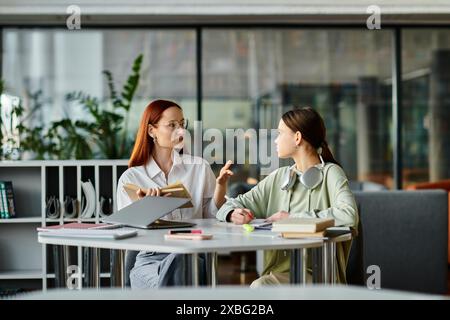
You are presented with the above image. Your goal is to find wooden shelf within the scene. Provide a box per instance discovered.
[0,217,42,224]
[0,270,43,280]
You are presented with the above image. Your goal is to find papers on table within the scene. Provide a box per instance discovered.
[249,219,273,230]
[215,219,272,230]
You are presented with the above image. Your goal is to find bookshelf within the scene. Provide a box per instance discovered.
[0,160,128,292]
[0,217,42,223]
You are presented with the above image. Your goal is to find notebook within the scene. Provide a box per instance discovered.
[272,217,335,233]
[282,231,326,239]
[102,195,195,229]
[37,222,121,232]
[250,219,273,230]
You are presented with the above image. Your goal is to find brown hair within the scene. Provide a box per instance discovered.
[281,107,340,166]
[128,99,182,168]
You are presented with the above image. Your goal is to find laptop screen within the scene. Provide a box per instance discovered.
[102,196,191,229]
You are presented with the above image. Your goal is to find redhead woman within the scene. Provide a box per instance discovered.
[117,99,233,288]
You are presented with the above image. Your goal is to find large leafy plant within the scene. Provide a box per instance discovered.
[16,91,63,159]
[0,80,37,160]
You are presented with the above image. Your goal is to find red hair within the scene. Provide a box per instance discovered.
[128,99,182,168]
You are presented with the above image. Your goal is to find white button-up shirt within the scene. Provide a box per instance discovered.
[117,151,218,220]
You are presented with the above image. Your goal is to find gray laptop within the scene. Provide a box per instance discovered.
[102,196,195,229]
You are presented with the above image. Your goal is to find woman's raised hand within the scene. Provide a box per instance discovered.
[217,160,234,185]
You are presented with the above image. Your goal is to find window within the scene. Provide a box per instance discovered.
[402,29,450,186]
[203,29,393,188]
[2,28,197,143]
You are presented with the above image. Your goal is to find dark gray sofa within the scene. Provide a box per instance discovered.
[347,190,448,294]
[124,190,448,293]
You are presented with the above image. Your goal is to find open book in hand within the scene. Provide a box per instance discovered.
[123,181,194,208]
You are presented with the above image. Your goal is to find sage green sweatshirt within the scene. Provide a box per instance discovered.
[216,163,359,283]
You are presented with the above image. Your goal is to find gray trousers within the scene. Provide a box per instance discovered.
[130,251,207,288]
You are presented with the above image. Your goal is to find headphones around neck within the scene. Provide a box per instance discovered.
[281,153,326,191]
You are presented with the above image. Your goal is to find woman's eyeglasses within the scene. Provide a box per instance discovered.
[159,119,189,130]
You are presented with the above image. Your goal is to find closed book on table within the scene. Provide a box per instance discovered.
[37,222,120,232]
[272,217,335,233]
[38,228,138,240]
[282,231,326,239]
[281,227,352,239]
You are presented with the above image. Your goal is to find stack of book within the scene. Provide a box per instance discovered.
[272,217,350,238]
[0,181,16,219]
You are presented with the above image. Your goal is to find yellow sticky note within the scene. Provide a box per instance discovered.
[243,224,254,232]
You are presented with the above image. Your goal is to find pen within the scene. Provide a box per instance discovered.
[169,229,202,234]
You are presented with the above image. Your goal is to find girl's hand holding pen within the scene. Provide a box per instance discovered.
[230,208,254,225]
[224,195,254,224]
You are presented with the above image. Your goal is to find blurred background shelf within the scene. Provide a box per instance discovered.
[0,270,43,280]
[63,218,97,222]
[46,272,111,279]
[0,160,128,292]
[0,217,42,223]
